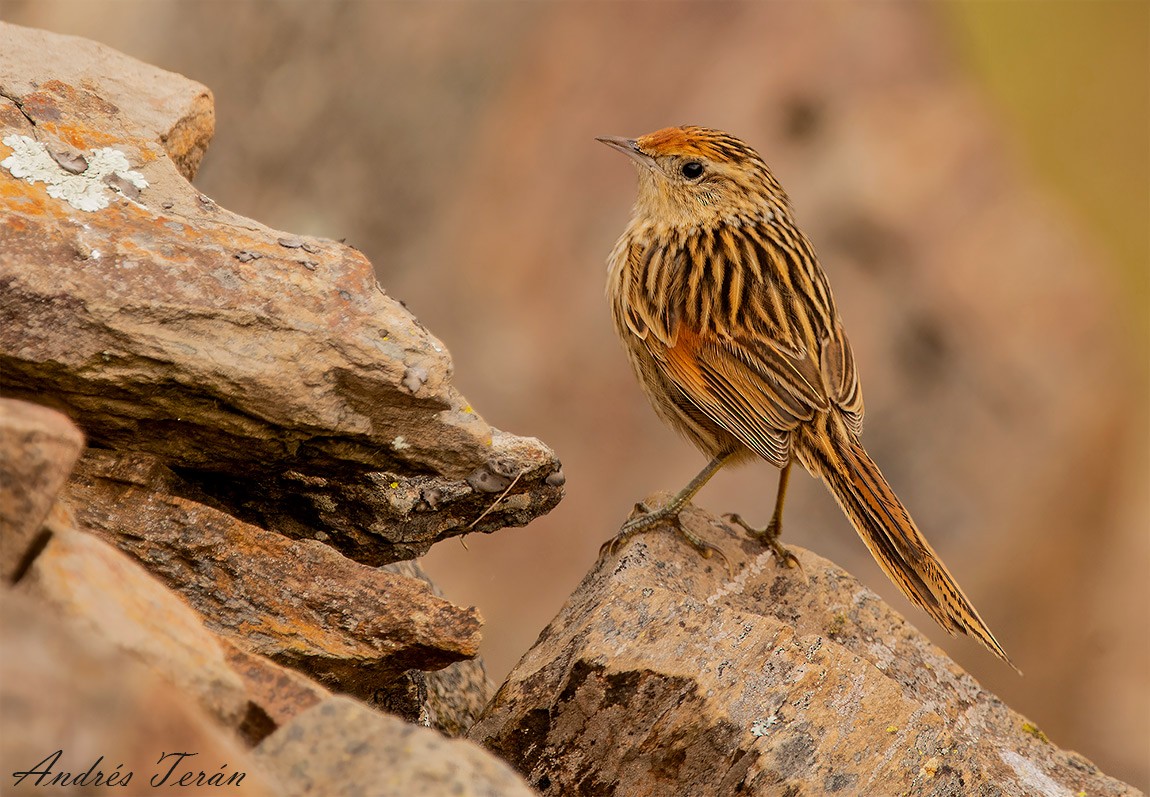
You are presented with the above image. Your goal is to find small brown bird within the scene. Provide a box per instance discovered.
[599,125,1011,665]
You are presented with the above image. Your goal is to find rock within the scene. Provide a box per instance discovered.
[0,399,84,583]
[383,560,496,736]
[423,651,493,737]
[369,668,434,727]
[0,21,561,796]
[360,647,493,736]
[0,19,563,567]
[363,651,492,737]
[16,519,249,729]
[63,449,483,699]
[0,23,214,180]
[255,695,538,797]
[0,589,277,796]
[220,641,330,746]
[212,429,562,565]
[470,500,1143,797]
[425,658,495,737]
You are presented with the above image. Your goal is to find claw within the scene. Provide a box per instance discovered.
[686,533,732,577]
[600,503,660,557]
[601,502,732,577]
[724,512,802,572]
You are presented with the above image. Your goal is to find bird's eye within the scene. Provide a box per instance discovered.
[681,161,704,180]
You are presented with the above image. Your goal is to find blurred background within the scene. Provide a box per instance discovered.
[5,0,1146,788]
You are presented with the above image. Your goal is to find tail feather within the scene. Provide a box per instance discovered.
[798,413,1014,668]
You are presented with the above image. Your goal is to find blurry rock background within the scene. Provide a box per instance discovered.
[4,1,1145,790]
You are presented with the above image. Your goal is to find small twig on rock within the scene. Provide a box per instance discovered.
[467,470,524,530]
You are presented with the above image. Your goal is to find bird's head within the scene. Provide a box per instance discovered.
[597,125,787,229]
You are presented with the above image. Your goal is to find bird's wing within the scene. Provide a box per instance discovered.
[658,325,827,467]
[625,224,865,460]
[820,322,864,435]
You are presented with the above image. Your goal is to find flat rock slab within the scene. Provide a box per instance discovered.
[255,696,538,797]
[0,21,562,565]
[471,502,1142,796]
[65,449,483,698]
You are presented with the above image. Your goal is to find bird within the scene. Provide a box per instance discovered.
[597,125,1012,666]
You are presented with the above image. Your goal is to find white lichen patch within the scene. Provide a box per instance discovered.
[999,750,1074,797]
[750,715,779,737]
[1,134,148,212]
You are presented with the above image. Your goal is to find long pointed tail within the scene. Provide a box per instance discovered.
[797,413,1013,667]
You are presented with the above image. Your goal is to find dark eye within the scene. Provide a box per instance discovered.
[681,161,704,180]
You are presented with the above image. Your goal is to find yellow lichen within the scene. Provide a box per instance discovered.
[826,613,848,638]
[1021,720,1049,743]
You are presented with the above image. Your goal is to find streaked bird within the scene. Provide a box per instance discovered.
[599,125,1012,666]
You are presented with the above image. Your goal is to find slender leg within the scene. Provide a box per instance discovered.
[725,461,800,569]
[602,452,737,563]
[767,459,792,537]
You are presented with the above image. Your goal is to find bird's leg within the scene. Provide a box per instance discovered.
[602,453,736,564]
[724,461,801,569]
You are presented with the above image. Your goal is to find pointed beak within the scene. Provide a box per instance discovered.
[597,135,656,169]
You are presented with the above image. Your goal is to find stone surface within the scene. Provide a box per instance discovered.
[16,520,248,729]
[0,399,84,583]
[0,20,563,567]
[64,449,483,699]
[0,23,214,180]
[423,649,494,737]
[471,500,1143,797]
[208,428,563,565]
[384,559,496,736]
[0,589,277,796]
[255,696,538,797]
[221,640,330,746]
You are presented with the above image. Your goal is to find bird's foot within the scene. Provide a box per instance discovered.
[723,512,802,571]
[602,500,731,575]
